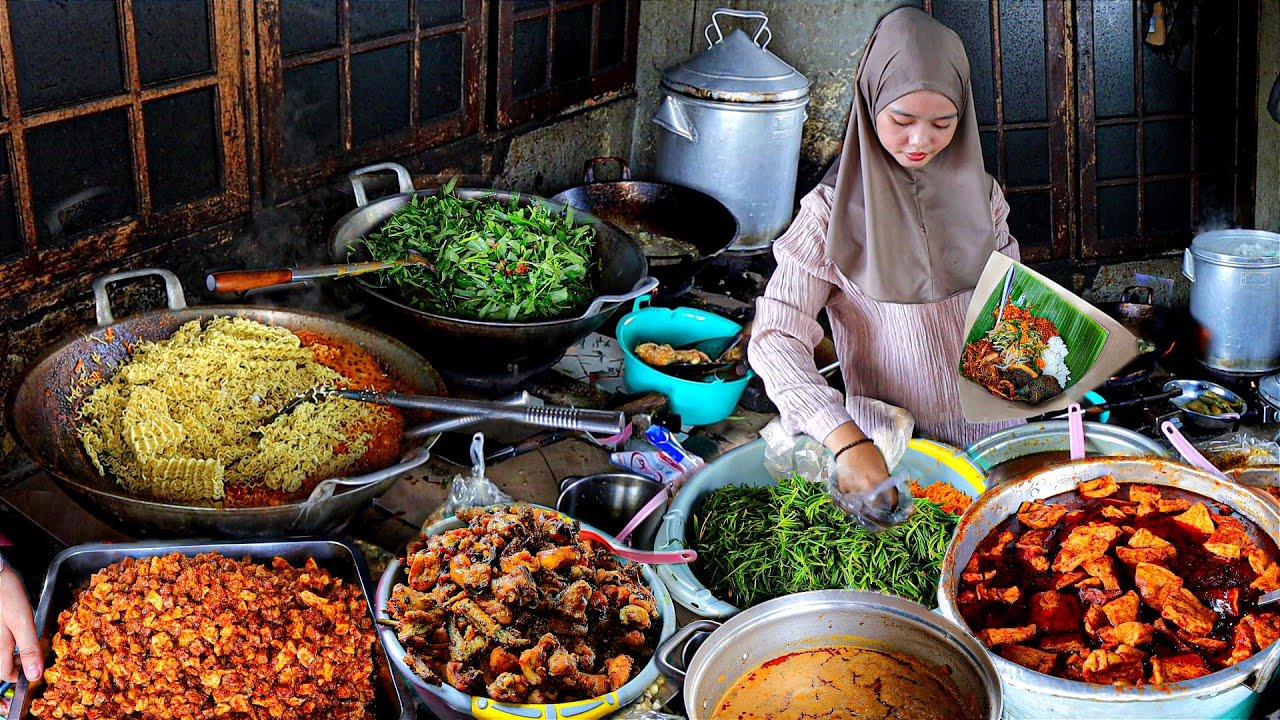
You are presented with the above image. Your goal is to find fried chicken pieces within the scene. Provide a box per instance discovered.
[959,477,1280,686]
[30,553,377,720]
[385,504,657,704]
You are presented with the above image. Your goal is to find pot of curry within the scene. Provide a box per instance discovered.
[654,589,1001,720]
[937,457,1280,719]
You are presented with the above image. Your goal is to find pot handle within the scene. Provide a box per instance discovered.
[580,277,660,319]
[349,162,415,207]
[652,95,697,143]
[655,619,721,683]
[1248,642,1280,693]
[583,157,631,183]
[93,269,187,326]
[706,8,771,49]
[1182,248,1196,282]
[1120,285,1155,305]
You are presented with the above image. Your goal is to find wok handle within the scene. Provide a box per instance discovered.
[580,277,661,319]
[1120,285,1155,305]
[583,157,631,183]
[206,268,296,293]
[1183,248,1196,282]
[93,268,187,326]
[655,619,721,682]
[349,162,414,207]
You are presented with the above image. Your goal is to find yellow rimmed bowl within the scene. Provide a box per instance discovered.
[374,505,676,720]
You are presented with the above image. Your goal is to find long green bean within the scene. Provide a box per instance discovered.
[690,474,958,608]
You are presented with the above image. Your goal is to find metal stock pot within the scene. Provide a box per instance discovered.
[1183,229,1280,374]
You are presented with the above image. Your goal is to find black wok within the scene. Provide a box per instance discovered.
[6,269,450,538]
[331,163,655,379]
[551,157,738,296]
[1096,286,1181,388]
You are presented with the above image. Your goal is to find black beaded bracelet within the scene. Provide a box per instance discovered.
[833,437,874,461]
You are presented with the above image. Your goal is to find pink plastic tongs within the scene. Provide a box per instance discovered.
[579,528,697,565]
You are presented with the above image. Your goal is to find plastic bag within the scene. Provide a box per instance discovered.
[611,424,704,490]
[761,397,916,531]
[1193,433,1280,470]
[424,433,513,528]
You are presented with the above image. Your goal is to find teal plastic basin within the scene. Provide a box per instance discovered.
[615,296,752,426]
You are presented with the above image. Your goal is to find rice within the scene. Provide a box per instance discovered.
[1041,335,1070,388]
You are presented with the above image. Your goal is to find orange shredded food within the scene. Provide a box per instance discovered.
[909,480,972,515]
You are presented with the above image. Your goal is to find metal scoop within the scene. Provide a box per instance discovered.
[206,250,435,293]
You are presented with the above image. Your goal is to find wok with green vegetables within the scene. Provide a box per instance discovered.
[356,179,599,322]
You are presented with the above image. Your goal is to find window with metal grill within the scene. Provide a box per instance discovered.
[0,0,247,304]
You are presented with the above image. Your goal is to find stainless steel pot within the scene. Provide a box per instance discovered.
[655,590,1001,720]
[1183,229,1280,374]
[938,457,1280,719]
[651,9,809,252]
[6,269,453,538]
[556,472,666,551]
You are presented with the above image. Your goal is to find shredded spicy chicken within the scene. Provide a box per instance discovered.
[30,553,377,719]
[385,504,658,704]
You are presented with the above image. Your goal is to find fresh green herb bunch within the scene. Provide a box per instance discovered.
[359,178,597,321]
[690,474,959,608]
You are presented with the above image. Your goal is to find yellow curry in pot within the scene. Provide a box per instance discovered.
[709,645,975,720]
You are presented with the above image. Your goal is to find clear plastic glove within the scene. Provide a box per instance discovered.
[831,459,915,532]
[0,563,41,682]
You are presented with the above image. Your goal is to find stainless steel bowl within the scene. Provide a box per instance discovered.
[1164,379,1248,430]
[557,472,666,551]
[938,457,1280,719]
[655,589,1001,720]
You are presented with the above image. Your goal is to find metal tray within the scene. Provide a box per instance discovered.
[11,538,414,720]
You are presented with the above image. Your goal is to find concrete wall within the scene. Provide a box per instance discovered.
[631,0,915,191]
[1255,0,1280,231]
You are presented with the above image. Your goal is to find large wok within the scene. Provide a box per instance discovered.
[551,157,738,296]
[1096,286,1181,388]
[330,163,656,379]
[6,269,450,538]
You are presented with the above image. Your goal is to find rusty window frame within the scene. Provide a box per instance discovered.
[493,0,640,129]
[0,0,249,306]
[1077,0,1258,259]
[256,0,486,202]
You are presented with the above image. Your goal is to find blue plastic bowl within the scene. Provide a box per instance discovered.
[615,296,752,427]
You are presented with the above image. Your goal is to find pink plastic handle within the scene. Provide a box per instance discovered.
[1161,421,1229,480]
[615,486,670,545]
[1067,403,1086,460]
[580,528,697,564]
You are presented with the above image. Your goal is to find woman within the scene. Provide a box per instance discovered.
[749,7,1020,500]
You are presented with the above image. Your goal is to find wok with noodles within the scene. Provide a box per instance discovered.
[962,304,1071,404]
[74,317,406,507]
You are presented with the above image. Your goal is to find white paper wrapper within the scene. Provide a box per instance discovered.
[958,252,1140,423]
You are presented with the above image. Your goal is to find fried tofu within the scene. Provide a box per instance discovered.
[978,624,1038,647]
[1109,622,1155,648]
[1248,549,1273,575]
[1081,647,1145,685]
[1018,502,1068,530]
[1161,588,1218,637]
[1116,529,1177,567]
[1029,591,1083,634]
[1101,506,1128,521]
[1085,605,1111,636]
[1150,654,1211,684]
[1079,587,1123,606]
[1246,613,1280,651]
[1229,619,1258,666]
[1252,563,1280,593]
[1129,485,1163,504]
[1039,633,1088,654]
[1000,644,1057,675]
[1134,562,1184,611]
[1083,556,1122,591]
[1173,503,1216,538]
[1130,528,1174,550]
[1027,556,1050,573]
[1103,592,1141,626]
[1053,523,1123,572]
[962,570,998,585]
[976,584,1022,604]
[1016,529,1052,556]
[1079,475,1120,498]
[1158,499,1192,514]
[1205,542,1242,559]
[1053,571,1090,590]
[981,530,1016,559]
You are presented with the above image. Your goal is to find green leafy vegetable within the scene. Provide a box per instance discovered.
[690,474,958,608]
[358,184,597,322]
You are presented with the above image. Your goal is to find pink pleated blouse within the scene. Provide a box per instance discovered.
[749,180,1023,450]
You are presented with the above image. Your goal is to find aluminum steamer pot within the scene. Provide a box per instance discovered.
[375,505,676,720]
[1183,229,1280,374]
[330,163,655,378]
[6,269,447,538]
[654,590,1001,720]
[938,457,1280,719]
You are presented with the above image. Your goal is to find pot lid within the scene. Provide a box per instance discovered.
[1261,372,1280,411]
[661,27,809,103]
[1189,229,1280,267]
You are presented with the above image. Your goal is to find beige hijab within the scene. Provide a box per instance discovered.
[822,7,995,304]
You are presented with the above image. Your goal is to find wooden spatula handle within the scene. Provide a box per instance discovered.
[206,268,295,293]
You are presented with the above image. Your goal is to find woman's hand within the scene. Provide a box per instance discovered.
[835,441,891,495]
[0,565,42,682]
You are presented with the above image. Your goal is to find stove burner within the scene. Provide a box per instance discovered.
[437,359,560,395]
